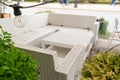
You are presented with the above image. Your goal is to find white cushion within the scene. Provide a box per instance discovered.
[12,27,57,45]
[48,13,96,29]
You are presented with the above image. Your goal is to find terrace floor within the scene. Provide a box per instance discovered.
[90,38,120,57]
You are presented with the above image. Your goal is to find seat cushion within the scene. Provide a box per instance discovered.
[12,27,57,46]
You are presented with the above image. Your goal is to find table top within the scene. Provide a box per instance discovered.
[42,29,93,49]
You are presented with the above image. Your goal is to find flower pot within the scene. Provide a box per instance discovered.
[0,13,11,18]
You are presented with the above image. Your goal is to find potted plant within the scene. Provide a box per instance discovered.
[81,50,120,80]
[0,1,11,18]
[0,26,38,80]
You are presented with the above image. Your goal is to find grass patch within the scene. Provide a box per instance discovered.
[35,10,53,14]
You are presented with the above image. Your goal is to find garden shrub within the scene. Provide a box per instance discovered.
[0,26,38,80]
[81,51,120,80]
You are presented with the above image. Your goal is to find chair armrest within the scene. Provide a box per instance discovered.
[92,22,100,45]
[15,43,59,80]
[56,45,85,80]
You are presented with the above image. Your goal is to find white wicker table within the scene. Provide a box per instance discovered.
[41,29,93,49]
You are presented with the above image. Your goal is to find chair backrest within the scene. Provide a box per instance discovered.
[15,44,58,80]
[48,13,96,30]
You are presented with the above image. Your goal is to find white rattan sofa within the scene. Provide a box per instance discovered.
[0,13,99,80]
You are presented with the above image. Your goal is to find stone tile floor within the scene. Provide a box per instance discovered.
[89,35,120,58]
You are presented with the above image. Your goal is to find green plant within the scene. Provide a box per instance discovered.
[0,26,38,80]
[81,51,120,80]
[98,31,111,39]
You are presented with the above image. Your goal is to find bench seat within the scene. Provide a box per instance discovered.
[12,27,57,47]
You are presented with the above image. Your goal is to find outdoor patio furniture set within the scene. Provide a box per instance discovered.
[0,13,99,80]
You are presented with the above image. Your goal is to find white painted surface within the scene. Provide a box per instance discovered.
[42,29,93,48]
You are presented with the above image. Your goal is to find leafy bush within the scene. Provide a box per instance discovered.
[81,51,120,80]
[0,26,38,80]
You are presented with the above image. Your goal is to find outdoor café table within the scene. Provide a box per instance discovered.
[41,29,93,49]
